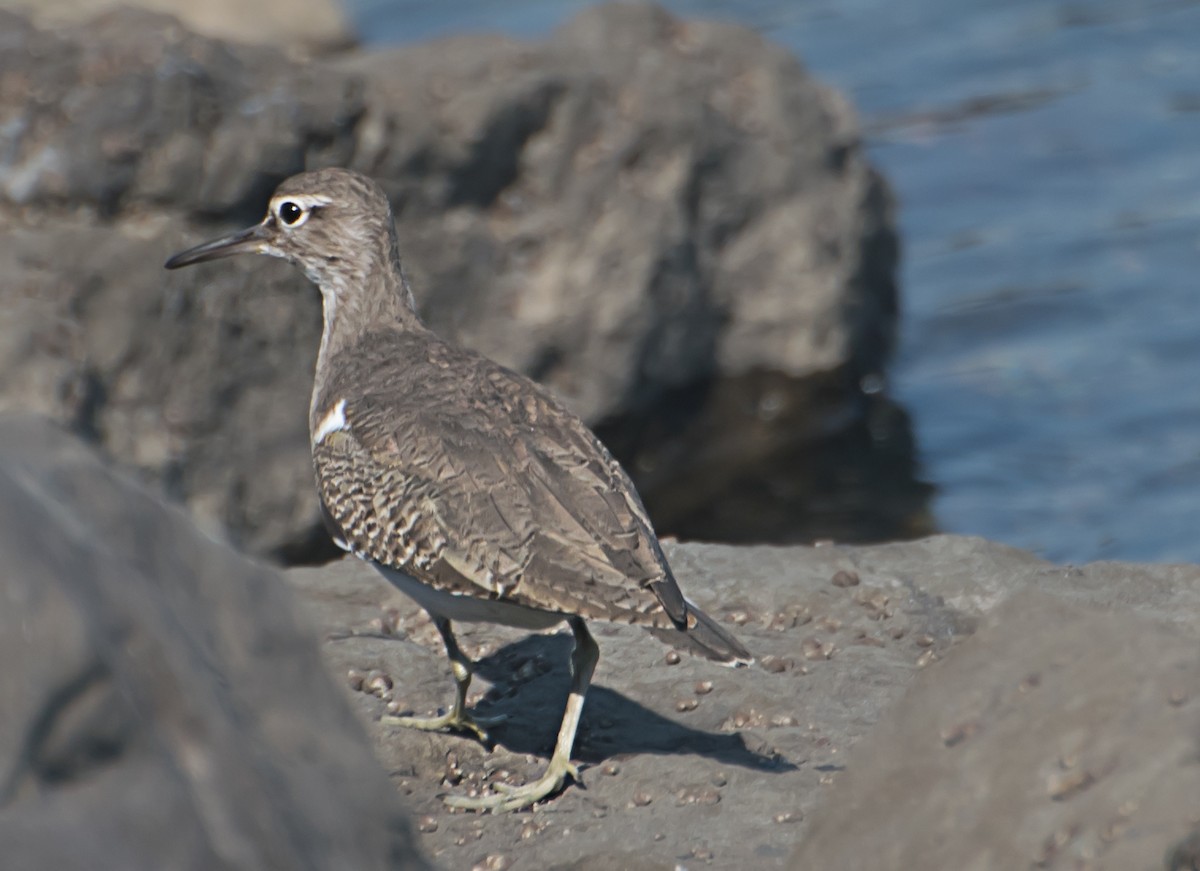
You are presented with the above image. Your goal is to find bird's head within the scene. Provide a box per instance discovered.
[165,168,408,312]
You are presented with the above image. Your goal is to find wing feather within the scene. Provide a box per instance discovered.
[311,330,688,627]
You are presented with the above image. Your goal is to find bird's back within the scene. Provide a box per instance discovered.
[313,328,675,616]
[310,326,750,663]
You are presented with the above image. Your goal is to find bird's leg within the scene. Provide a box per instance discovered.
[381,616,505,743]
[444,616,599,813]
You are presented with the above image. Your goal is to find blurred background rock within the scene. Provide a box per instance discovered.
[0,0,924,563]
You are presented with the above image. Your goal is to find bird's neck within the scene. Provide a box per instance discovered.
[309,250,423,423]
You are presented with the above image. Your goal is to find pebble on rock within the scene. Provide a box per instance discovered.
[760,655,789,673]
[940,719,980,748]
[1047,768,1095,801]
[831,570,860,587]
[687,787,720,806]
[801,638,835,661]
[364,670,393,696]
[815,616,842,633]
[471,854,511,871]
[519,820,547,841]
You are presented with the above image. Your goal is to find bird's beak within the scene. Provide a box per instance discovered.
[164,220,272,269]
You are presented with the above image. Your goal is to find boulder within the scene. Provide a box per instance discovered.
[0,415,426,870]
[792,590,1200,870]
[0,2,911,558]
[336,3,897,414]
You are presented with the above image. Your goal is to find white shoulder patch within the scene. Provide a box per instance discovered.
[314,399,348,444]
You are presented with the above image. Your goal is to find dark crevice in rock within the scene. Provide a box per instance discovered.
[0,658,123,806]
[273,518,346,567]
[845,167,901,373]
[447,82,565,209]
[595,368,934,546]
[60,367,107,443]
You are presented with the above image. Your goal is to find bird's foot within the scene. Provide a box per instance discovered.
[442,757,581,813]
[381,709,506,744]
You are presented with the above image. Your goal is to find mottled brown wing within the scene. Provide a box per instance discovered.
[312,335,688,629]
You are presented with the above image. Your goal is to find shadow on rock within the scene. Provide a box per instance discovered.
[468,634,796,774]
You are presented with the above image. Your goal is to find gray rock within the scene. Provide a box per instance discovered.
[283,535,1200,868]
[340,2,897,414]
[792,590,1200,870]
[0,3,905,558]
[0,415,426,870]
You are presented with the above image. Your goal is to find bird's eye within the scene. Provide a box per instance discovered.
[279,201,306,226]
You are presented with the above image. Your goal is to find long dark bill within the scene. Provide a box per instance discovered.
[164,222,270,269]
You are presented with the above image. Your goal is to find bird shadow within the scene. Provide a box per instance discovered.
[467,633,796,774]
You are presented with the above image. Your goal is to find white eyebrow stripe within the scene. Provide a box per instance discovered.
[314,399,348,444]
[270,193,333,211]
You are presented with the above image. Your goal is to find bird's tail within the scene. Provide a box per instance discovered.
[651,598,753,667]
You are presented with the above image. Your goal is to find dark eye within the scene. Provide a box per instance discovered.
[279,201,304,225]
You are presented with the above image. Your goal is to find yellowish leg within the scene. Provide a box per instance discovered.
[444,617,599,813]
[382,616,505,743]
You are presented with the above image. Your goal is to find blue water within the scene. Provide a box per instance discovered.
[345,0,1200,565]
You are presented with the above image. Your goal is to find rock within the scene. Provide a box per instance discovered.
[285,552,921,869]
[282,535,1200,868]
[0,2,911,559]
[0,0,353,53]
[339,2,896,414]
[0,416,426,870]
[791,590,1200,870]
[2,419,1192,868]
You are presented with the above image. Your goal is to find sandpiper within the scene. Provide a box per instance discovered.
[165,167,751,812]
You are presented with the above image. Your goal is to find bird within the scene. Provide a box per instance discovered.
[165,167,752,812]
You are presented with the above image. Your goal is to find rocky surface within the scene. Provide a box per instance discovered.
[793,590,1200,870]
[288,534,1200,869]
[0,416,426,870]
[3,417,1196,869]
[0,3,911,559]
